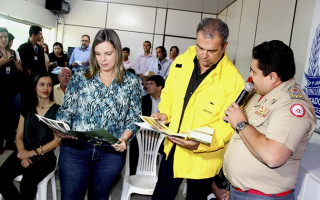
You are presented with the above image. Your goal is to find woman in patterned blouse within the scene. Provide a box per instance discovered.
[55,29,141,200]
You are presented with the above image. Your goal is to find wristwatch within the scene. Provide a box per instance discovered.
[236,121,249,133]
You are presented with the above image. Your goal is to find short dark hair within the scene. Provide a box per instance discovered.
[156,46,167,58]
[8,32,14,42]
[0,27,8,34]
[147,75,165,89]
[31,73,53,108]
[53,42,64,54]
[170,46,179,54]
[127,68,135,74]
[252,40,295,82]
[82,34,90,41]
[144,41,151,46]
[196,18,229,45]
[122,47,130,53]
[29,25,42,37]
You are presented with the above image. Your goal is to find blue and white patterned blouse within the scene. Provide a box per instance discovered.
[56,68,141,140]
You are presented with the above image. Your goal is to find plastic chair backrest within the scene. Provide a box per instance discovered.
[135,129,165,177]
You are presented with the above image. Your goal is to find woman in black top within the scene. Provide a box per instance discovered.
[0,73,60,200]
[0,28,23,153]
[48,42,68,85]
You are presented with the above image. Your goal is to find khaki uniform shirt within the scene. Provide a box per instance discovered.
[223,78,316,194]
[53,84,64,106]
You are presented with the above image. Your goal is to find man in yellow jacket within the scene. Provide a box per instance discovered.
[151,18,245,200]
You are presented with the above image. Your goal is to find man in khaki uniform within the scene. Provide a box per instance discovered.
[223,40,316,200]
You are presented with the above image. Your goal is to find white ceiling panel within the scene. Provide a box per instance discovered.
[88,0,236,14]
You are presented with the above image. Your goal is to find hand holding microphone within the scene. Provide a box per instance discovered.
[224,78,253,123]
[235,80,254,107]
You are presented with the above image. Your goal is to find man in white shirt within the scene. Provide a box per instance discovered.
[168,46,179,62]
[122,47,134,70]
[149,46,172,79]
[135,41,156,78]
[53,67,72,105]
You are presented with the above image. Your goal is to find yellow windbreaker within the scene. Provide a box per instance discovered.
[159,45,245,179]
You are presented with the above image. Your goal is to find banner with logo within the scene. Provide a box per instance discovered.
[301,0,320,131]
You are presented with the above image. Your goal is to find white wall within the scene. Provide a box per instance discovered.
[219,0,317,82]
[0,0,56,50]
[0,0,55,28]
[57,0,206,65]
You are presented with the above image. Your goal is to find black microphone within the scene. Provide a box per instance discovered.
[235,81,254,106]
[224,79,254,123]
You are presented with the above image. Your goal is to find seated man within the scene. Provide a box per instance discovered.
[142,75,165,116]
[130,75,165,175]
[53,67,72,105]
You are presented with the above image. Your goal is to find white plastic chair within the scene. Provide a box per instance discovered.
[0,169,57,200]
[0,151,58,200]
[121,129,165,200]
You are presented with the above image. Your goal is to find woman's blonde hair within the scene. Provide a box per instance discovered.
[84,29,124,83]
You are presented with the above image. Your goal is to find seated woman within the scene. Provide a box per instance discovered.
[48,42,68,85]
[0,73,61,200]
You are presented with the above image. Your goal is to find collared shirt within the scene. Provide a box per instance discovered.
[149,58,172,79]
[178,56,218,131]
[57,68,141,140]
[150,95,161,114]
[223,78,316,194]
[134,53,156,75]
[68,47,91,70]
[53,84,65,106]
[123,60,134,70]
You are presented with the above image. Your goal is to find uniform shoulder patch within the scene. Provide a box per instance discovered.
[290,104,305,117]
[288,86,304,99]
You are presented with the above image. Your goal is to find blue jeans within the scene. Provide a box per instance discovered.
[58,139,125,200]
[230,186,295,200]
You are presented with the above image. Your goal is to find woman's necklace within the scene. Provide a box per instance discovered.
[38,103,52,109]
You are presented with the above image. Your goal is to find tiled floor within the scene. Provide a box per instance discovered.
[0,149,186,200]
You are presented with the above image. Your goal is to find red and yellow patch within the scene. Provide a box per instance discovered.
[290,104,305,117]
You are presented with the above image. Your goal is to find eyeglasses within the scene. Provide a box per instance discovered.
[81,40,90,43]
[59,73,71,77]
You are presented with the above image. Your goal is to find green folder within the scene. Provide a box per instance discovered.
[66,128,120,145]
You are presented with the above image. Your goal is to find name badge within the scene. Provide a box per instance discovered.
[34,56,38,60]
[6,66,10,75]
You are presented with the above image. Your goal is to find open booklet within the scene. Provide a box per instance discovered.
[35,114,120,145]
[137,116,214,146]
